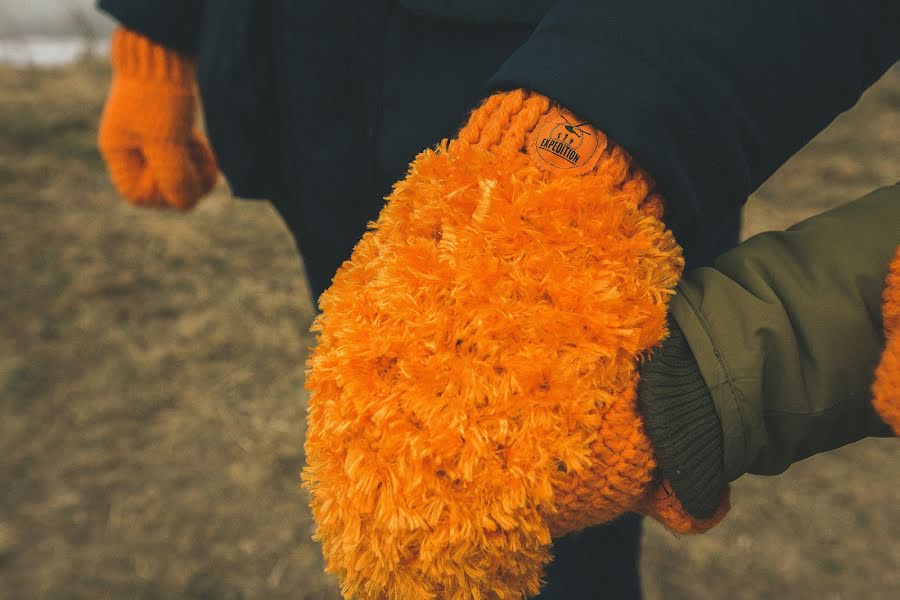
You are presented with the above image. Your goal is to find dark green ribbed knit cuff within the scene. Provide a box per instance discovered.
[637,318,725,520]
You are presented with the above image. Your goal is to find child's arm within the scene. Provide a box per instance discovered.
[640,183,900,519]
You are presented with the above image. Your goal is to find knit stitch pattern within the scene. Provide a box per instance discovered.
[302,90,726,600]
[98,27,217,210]
[873,246,900,434]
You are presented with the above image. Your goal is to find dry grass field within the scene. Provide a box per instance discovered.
[0,60,898,600]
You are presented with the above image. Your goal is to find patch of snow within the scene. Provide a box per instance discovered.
[0,36,108,67]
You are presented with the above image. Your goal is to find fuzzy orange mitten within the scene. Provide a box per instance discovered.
[98,27,218,210]
[302,90,728,600]
[872,246,900,433]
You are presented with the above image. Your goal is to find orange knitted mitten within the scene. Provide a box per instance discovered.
[98,27,218,210]
[872,246,900,433]
[302,90,728,600]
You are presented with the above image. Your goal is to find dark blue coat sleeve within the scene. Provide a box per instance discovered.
[488,0,900,243]
[97,0,204,54]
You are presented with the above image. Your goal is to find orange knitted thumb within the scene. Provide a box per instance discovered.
[872,246,900,434]
[98,27,217,210]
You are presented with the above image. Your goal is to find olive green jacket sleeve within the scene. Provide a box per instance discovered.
[670,183,900,482]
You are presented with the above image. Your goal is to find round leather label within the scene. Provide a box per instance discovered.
[527,107,606,175]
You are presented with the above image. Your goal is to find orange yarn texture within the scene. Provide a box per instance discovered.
[302,90,726,599]
[98,27,217,210]
[872,246,900,434]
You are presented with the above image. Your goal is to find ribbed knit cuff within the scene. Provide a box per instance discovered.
[637,318,724,520]
[452,90,661,213]
[107,27,198,140]
[111,27,196,86]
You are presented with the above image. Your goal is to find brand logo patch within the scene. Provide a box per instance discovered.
[527,107,606,175]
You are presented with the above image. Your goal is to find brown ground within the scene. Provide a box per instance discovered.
[0,60,897,600]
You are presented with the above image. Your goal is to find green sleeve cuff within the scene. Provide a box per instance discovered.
[638,318,726,519]
[668,184,900,483]
[667,286,759,483]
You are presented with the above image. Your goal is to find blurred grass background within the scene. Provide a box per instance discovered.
[0,60,897,599]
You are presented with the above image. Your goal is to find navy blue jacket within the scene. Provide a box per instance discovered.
[98,0,899,298]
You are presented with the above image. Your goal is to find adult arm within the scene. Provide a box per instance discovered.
[488,0,900,245]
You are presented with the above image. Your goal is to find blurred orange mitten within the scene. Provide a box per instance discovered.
[98,27,217,210]
[302,90,728,600]
[872,246,900,433]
